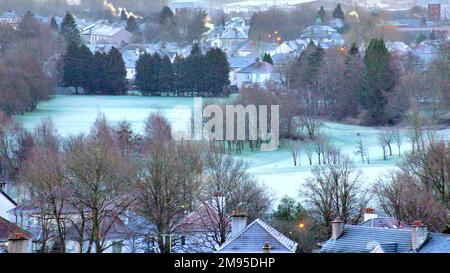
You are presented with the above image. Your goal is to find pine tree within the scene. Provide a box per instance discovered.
[318,6,327,23]
[348,42,359,56]
[126,15,138,33]
[361,38,397,125]
[159,6,175,25]
[174,54,188,96]
[135,53,152,96]
[186,44,205,96]
[332,4,345,21]
[78,45,94,93]
[262,53,273,65]
[92,51,108,93]
[62,41,82,93]
[105,47,127,95]
[50,16,59,32]
[159,55,175,95]
[60,12,81,45]
[20,11,39,38]
[204,48,230,96]
[120,9,128,21]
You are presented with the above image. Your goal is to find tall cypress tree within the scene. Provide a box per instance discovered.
[204,48,230,96]
[186,44,204,96]
[78,45,94,93]
[60,12,81,45]
[262,53,273,65]
[332,4,345,21]
[159,55,175,95]
[105,47,127,95]
[135,52,152,96]
[361,38,396,125]
[50,16,59,32]
[174,54,188,96]
[20,11,39,38]
[62,41,82,93]
[92,51,108,93]
[318,6,327,22]
[126,15,138,33]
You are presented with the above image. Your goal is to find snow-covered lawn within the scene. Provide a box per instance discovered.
[15,95,450,202]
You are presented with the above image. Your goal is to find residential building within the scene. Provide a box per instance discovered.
[0,216,32,253]
[216,212,297,253]
[298,24,345,48]
[235,59,274,88]
[319,208,450,253]
[168,0,210,16]
[0,11,21,25]
[81,24,133,46]
[0,190,16,221]
[227,54,256,86]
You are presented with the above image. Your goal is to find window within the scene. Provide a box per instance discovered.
[181,236,186,246]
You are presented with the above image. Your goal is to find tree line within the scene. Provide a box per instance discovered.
[135,43,230,97]
[0,11,59,115]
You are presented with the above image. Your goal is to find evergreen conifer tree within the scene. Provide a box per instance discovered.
[60,12,81,45]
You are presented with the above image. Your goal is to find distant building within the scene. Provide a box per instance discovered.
[0,189,16,221]
[81,24,133,46]
[168,0,210,16]
[227,55,256,86]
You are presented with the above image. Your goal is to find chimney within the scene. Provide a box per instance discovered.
[262,242,271,253]
[7,233,29,253]
[411,220,427,252]
[213,192,225,213]
[363,208,378,222]
[230,210,248,238]
[331,217,344,240]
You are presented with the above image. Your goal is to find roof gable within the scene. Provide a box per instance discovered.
[216,218,297,253]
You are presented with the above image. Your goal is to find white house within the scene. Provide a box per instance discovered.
[235,59,274,88]
[81,24,133,46]
[0,11,21,25]
[0,190,16,221]
[298,25,345,48]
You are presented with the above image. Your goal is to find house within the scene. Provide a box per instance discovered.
[8,196,133,253]
[412,39,443,65]
[319,208,450,253]
[235,59,274,88]
[214,29,249,50]
[225,17,250,34]
[298,24,345,48]
[274,40,307,55]
[227,55,257,86]
[216,212,297,253]
[174,194,227,253]
[81,24,133,46]
[235,41,278,57]
[0,11,22,25]
[122,49,141,80]
[169,0,210,16]
[0,216,32,253]
[0,189,16,221]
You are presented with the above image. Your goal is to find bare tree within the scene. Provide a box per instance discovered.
[301,155,372,227]
[394,128,402,156]
[354,135,369,164]
[305,141,314,166]
[285,139,301,166]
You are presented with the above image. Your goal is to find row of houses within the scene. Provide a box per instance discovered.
[2,188,449,253]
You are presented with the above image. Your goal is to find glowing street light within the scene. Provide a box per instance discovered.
[298,222,305,229]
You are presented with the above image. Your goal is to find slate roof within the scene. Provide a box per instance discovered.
[220,29,248,40]
[82,24,125,37]
[216,218,297,253]
[359,217,410,229]
[319,225,413,253]
[0,216,32,242]
[419,233,450,253]
[227,56,255,69]
[238,61,273,74]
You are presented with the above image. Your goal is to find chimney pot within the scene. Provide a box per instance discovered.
[262,241,271,253]
[331,217,344,240]
[411,220,427,252]
[363,208,378,222]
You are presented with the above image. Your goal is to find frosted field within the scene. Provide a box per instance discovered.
[15,95,450,201]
